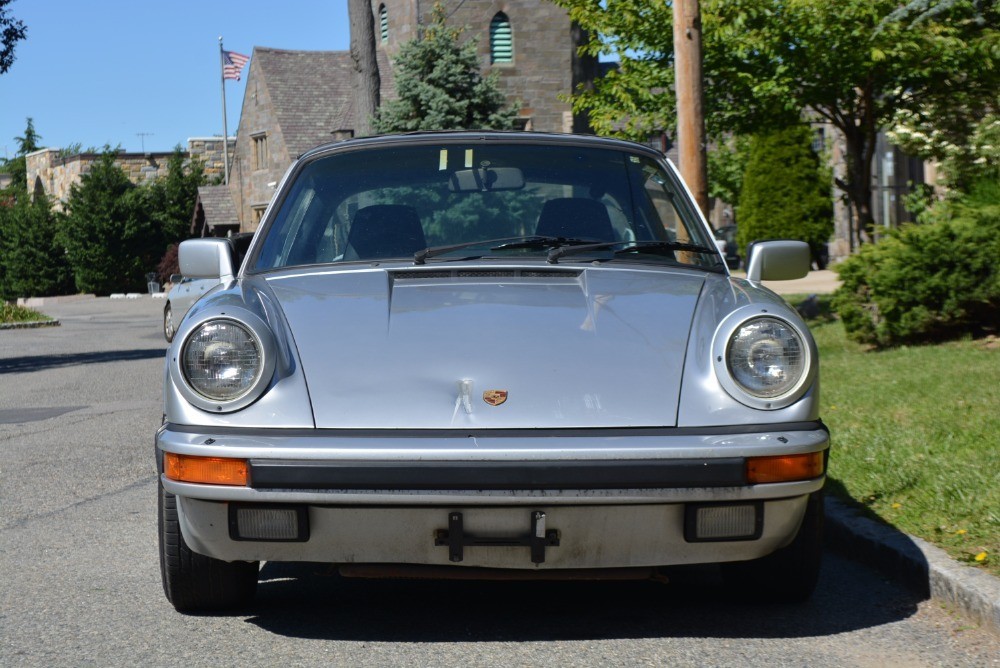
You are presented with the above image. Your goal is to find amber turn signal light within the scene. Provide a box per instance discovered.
[746,451,824,484]
[164,452,249,486]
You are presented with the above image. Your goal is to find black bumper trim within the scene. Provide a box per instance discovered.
[248,458,746,491]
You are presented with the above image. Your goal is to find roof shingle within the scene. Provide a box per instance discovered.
[194,185,239,232]
[253,47,394,157]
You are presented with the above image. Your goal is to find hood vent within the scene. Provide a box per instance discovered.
[391,268,582,281]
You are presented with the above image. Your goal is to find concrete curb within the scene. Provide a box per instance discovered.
[16,294,95,307]
[826,496,1000,635]
[0,319,60,330]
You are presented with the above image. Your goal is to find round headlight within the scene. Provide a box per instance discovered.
[182,320,263,401]
[727,317,805,399]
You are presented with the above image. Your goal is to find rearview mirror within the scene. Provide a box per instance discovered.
[449,167,525,192]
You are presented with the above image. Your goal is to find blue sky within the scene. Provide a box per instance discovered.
[0,0,352,158]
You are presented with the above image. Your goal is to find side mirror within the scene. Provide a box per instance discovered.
[745,240,810,282]
[178,238,236,281]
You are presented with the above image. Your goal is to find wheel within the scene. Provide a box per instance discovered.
[720,491,823,603]
[158,482,258,612]
[163,304,175,343]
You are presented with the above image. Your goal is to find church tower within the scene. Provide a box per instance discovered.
[371,0,596,133]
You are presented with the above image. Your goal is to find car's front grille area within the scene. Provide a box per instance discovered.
[392,268,581,281]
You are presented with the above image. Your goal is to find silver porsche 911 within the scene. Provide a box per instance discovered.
[156,132,828,612]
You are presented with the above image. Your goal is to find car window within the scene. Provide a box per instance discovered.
[253,143,719,271]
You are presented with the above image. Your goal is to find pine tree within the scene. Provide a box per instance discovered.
[148,148,205,243]
[58,150,157,294]
[373,5,514,133]
[0,118,74,300]
[0,197,74,299]
[736,126,833,265]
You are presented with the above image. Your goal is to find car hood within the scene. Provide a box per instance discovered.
[265,266,706,429]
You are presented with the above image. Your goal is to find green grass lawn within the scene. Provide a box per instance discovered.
[788,295,999,576]
[0,302,51,324]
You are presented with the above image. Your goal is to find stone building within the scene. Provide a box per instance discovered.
[25,137,235,212]
[375,0,595,133]
[216,0,594,233]
[224,47,395,231]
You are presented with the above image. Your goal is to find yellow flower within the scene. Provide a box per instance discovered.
[974,552,988,563]
[891,502,902,509]
[956,529,967,535]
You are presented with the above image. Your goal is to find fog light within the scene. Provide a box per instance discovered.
[229,505,309,542]
[684,502,762,542]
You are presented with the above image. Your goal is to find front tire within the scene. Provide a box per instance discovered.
[721,491,823,603]
[158,482,258,612]
[163,304,175,343]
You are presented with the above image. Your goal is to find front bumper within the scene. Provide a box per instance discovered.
[156,422,828,567]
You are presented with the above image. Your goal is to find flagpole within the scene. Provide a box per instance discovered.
[219,36,230,186]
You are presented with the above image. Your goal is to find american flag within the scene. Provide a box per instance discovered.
[223,50,250,81]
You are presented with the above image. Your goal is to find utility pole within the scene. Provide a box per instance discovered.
[673,0,709,220]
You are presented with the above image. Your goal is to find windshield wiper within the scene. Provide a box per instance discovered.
[491,236,598,251]
[547,240,720,264]
[414,236,595,264]
[414,236,523,265]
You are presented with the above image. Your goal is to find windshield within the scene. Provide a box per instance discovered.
[253,141,722,271]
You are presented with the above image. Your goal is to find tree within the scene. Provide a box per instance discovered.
[888,97,1000,193]
[0,117,41,201]
[736,126,833,265]
[553,0,1000,246]
[348,0,380,136]
[706,134,751,221]
[57,147,207,295]
[148,148,205,243]
[0,119,72,300]
[373,5,515,133]
[58,150,158,294]
[0,0,27,74]
[0,196,74,300]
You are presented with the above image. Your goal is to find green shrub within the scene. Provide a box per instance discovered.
[833,182,1000,347]
[736,125,833,261]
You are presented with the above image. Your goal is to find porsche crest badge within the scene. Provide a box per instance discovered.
[483,390,508,406]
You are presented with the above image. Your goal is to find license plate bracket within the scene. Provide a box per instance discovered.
[434,511,560,564]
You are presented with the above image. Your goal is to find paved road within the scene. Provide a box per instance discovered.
[2,297,997,667]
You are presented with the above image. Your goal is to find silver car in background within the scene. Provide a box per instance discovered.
[162,234,253,342]
[163,276,218,342]
[156,132,827,612]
